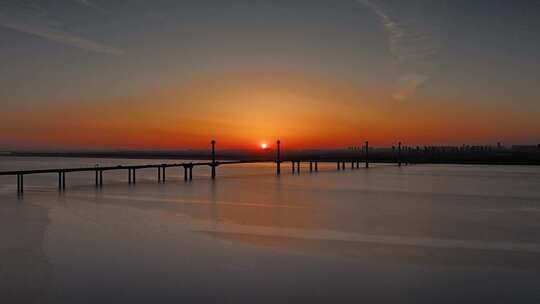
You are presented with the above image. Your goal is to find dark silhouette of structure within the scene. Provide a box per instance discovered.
[4,140,540,195]
[276,140,281,175]
[211,139,216,179]
[2,139,385,194]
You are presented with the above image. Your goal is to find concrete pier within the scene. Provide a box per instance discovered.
[398,142,402,167]
[162,165,166,182]
[17,174,23,194]
[365,141,369,168]
[276,140,281,175]
[0,139,410,194]
[211,140,216,179]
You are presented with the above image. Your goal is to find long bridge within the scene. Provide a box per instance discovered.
[1,140,408,194]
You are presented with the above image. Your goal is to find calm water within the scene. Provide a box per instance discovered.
[1,157,540,303]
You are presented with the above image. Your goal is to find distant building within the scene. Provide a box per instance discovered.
[511,145,540,152]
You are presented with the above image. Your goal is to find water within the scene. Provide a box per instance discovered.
[1,157,540,303]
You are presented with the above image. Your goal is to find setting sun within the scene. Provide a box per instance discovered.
[260,143,268,149]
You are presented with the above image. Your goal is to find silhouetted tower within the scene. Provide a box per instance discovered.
[276,140,281,175]
[211,139,216,179]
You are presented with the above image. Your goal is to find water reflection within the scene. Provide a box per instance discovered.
[2,160,540,303]
[0,198,54,302]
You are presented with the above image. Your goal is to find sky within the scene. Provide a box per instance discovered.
[1,0,540,150]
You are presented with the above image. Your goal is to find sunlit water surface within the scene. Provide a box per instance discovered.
[1,157,540,303]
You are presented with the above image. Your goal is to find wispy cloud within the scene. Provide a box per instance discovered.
[74,0,107,13]
[357,0,440,100]
[0,1,122,55]
[75,0,93,7]
[392,73,429,101]
[1,20,124,55]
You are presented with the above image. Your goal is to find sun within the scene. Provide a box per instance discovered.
[260,143,268,149]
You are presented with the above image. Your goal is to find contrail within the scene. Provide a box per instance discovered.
[1,20,124,55]
[0,1,122,55]
[356,0,440,100]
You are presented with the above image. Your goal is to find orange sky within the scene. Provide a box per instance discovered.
[2,72,538,150]
[2,1,540,150]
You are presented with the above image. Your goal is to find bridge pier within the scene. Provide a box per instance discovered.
[183,166,188,181]
[99,170,103,187]
[58,171,66,191]
[162,166,166,182]
[17,174,23,194]
[276,140,281,175]
[315,161,318,171]
[128,169,132,184]
[158,167,162,183]
[292,161,296,173]
[398,142,402,166]
[365,141,369,168]
[296,161,300,173]
[189,164,193,180]
[309,161,313,172]
[211,140,216,179]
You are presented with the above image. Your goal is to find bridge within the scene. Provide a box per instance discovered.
[0,140,407,194]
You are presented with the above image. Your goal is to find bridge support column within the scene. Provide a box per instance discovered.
[99,170,103,186]
[276,140,281,175]
[398,142,402,167]
[95,170,99,186]
[309,161,313,172]
[315,162,318,171]
[184,166,188,181]
[17,174,23,194]
[158,167,161,183]
[296,161,300,173]
[62,172,66,190]
[128,169,132,184]
[292,161,295,173]
[365,141,369,168]
[133,169,136,184]
[189,165,193,180]
[211,140,216,179]
[162,166,166,182]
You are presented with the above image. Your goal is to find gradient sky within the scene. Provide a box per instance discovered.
[1,0,540,149]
